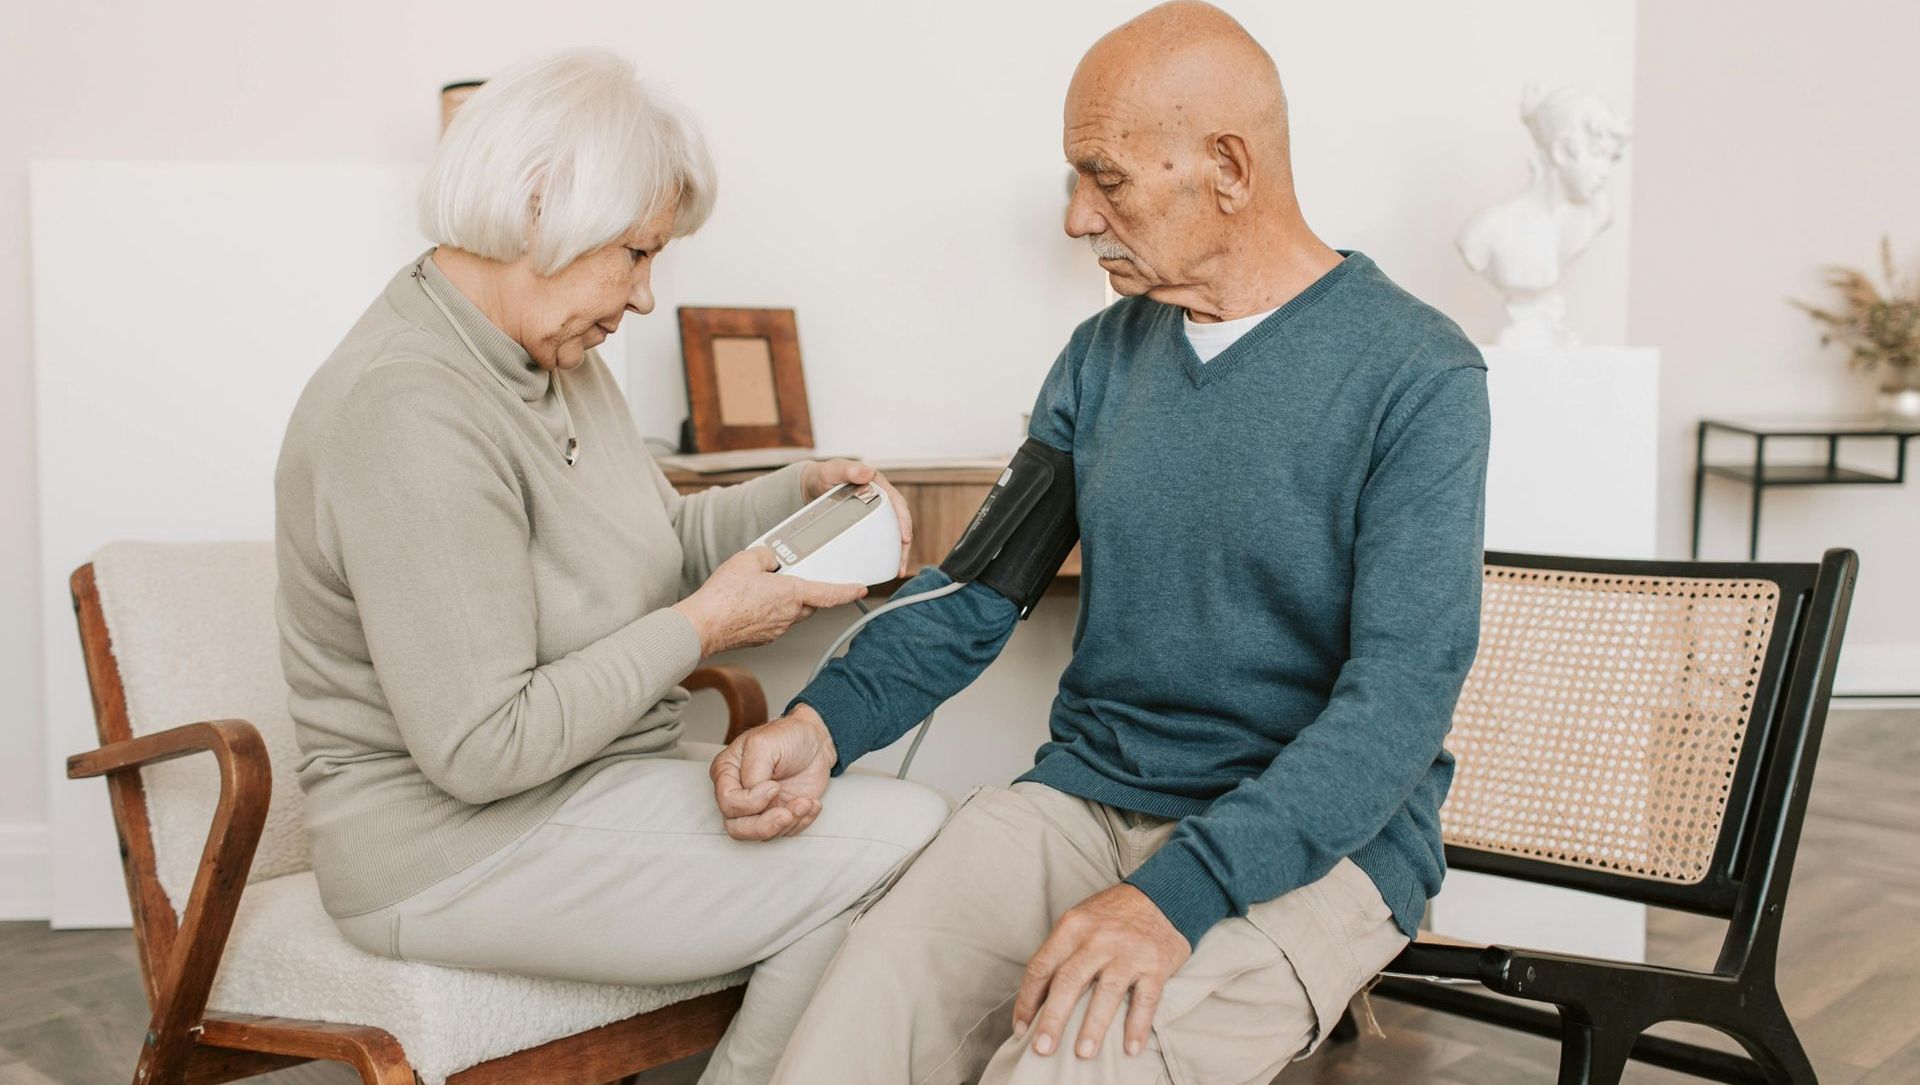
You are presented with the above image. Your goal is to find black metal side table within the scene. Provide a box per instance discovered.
[1692,414,1920,559]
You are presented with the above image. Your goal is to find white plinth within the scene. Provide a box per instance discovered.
[1481,345,1661,559]
[1425,344,1660,963]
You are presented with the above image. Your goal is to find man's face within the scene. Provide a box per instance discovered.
[1062,88,1218,300]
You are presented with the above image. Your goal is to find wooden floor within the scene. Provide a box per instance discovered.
[3,708,1913,1085]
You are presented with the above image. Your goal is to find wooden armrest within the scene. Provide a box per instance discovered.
[68,719,271,1079]
[68,717,266,780]
[685,665,770,743]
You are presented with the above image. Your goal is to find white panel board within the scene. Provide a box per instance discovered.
[32,161,429,925]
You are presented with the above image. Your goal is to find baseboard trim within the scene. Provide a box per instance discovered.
[0,824,49,921]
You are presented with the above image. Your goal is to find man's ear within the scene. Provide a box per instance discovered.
[1210,133,1254,214]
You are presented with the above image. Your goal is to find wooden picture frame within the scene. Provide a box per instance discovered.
[678,307,814,452]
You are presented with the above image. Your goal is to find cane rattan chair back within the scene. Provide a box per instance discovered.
[1439,551,1812,917]
[1361,548,1856,1085]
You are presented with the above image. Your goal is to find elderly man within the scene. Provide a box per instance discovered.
[715,3,1489,1081]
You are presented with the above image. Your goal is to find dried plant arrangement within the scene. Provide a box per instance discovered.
[1792,237,1920,403]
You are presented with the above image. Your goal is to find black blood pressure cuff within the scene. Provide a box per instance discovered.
[940,438,1079,617]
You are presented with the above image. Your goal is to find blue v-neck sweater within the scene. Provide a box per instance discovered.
[796,253,1490,947]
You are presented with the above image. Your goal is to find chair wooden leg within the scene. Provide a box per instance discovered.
[1723,997,1818,1085]
[1555,1013,1637,1085]
[1751,1032,1817,1085]
[1329,1007,1360,1044]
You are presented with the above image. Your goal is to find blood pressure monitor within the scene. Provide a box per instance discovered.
[751,482,903,586]
[787,440,1079,780]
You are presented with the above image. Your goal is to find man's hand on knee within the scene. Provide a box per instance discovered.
[1011,883,1190,1061]
[709,705,838,841]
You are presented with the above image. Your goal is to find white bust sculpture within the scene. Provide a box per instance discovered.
[1457,84,1630,347]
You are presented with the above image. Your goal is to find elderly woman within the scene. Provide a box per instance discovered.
[273,49,950,1084]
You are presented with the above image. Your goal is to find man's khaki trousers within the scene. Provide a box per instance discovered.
[769,781,1409,1085]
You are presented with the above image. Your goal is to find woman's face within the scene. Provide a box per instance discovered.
[517,202,677,371]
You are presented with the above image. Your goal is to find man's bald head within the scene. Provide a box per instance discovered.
[1063,3,1322,317]
[1067,1,1290,178]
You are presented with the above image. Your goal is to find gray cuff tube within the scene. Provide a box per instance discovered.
[939,439,1079,617]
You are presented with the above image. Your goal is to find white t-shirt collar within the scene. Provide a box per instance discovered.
[1183,305,1281,364]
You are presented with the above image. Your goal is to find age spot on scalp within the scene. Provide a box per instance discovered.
[1162,160,1173,170]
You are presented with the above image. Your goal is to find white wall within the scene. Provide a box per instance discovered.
[2,0,1638,918]
[0,1,48,918]
[1629,0,1920,694]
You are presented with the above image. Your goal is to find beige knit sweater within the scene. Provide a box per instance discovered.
[275,252,806,918]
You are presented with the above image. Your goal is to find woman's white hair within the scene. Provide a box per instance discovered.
[420,49,716,275]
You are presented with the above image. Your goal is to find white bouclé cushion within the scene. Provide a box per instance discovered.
[90,541,746,1084]
[92,540,314,899]
[216,871,747,1085]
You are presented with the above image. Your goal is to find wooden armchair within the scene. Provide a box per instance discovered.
[65,542,771,1085]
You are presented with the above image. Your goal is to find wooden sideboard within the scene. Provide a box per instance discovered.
[663,461,1081,579]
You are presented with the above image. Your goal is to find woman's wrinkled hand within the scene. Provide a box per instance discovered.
[801,459,915,578]
[672,547,866,656]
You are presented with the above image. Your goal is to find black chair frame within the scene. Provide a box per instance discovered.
[1349,548,1858,1085]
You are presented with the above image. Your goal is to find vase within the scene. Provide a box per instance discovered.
[1879,384,1920,418]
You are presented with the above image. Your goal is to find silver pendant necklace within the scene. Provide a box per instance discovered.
[412,257,580,467]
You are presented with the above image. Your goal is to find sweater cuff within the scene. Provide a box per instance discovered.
[612,607,705,692]
[747,462,811,534]
[1124,839,1235,950]
[789,675,877,777]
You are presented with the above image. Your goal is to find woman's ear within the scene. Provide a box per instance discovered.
[520,193,543,253]
[1210,133,1254,214]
